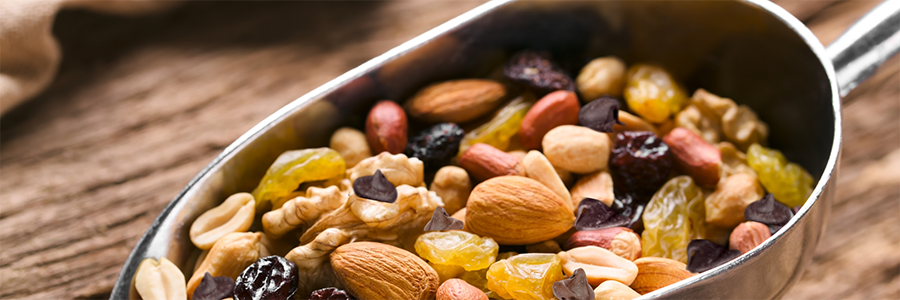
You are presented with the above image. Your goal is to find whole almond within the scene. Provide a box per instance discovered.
[663,127,721,188]
[458,143,525,182]
[366,101,408,154]
[565,227,642,261]
[405,79,507,123]
[519,90,580,150]
[331,242,440,300]
[466,176,575,245]
[629,257,693,295]
[437,279,488,300]
[729,221,771,254]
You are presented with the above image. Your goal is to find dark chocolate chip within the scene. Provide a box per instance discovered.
[352,169,397,203]
[552,268,595,300]
[423,207,464,231]
[575,198,631,231]
[744,194,793,227]
[192,272,235,300]
[686,239,741,273]
[579,97,623,133]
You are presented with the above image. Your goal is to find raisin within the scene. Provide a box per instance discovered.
[406,122,465,169]
[609,131,673,197]
[458,96,534,155]
[503,50,575,95]
[686,239,740,273]
[747,144,814,208]
[233,256,299,300]
[192,272,235,300]
[487,253,564,300]
[744,193,793,234]
[352,169,397,203]
[252,148,346,211]
[415,231,499,271]
[623,64,688,123]
[642,176,706,263]
[552,268,594,300]
[579,96,623,133]
[574,198,630,231]
[423,206,464,231]
[309,287,355,300]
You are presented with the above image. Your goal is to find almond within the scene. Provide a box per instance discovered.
[331,242,439,300]
[437,279,488,300]
[405,79,507,123]
[663,127,721,188]
[565,227,642,261]
[366,101,408,154]
[465,176,575,245]
[519,90,580,150]
[458,143,525,182]
[629,257,693,295]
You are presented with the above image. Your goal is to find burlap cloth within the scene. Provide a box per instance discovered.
[0,0,179,115]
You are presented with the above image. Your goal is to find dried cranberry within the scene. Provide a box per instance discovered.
[309,287,355,300]
[744,193,793,234]
[686,239,740,273]
[552,268,594,300]
[193,272,235,300]
[423,207,464,231]
[503,50,575,95]
[574,198,630,231]
[406,122,464,168]
[579,97,623,133]
[233,256,298,300]
[609,131,673,197]
[352,169,397,203]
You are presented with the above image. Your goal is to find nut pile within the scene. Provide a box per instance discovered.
[133,50,814,300]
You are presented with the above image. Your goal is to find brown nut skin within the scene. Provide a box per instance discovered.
[366,100,408,154]
[565,227,642,261]
[437,278,488,300]
[629,257,693,295]
[405,79,507,124]
[519,90,580,150]
[331,242,440,300]
[458,143,525,182]
[663,127,721,188]
[729,221,772,254]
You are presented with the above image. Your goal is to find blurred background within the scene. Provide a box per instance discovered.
[0,1,897,299]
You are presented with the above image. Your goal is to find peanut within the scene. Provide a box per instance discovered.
[189,193,254,250]
[558,246,639,286]
[329,127,372,167]
[542,125,611,174]
[430,166,472,215]
[135,257,186,300]
[577,56,627,100]
[187,232,262,298]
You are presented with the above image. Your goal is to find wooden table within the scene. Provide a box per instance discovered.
[1,1,897,299]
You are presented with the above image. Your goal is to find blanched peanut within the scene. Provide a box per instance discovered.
[705,173,764,227]
[262,186,345,239]
[430,166,472,215]
[543,125,611,174]
[135,257,186,300]
[330,127,372,168]
[571,171,615,207]
[577,56,627,100]
[189,193,254,250]
[187,232,262,299]
[558,246,639,286]
[523,150,573,209]
[594,280,641,300]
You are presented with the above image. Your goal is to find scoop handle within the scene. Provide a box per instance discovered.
[826,0,900,100]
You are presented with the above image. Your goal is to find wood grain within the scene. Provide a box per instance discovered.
[0,1,897,299]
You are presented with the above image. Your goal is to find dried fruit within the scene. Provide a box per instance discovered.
[577,56,627,100]
[542,125,612,174]
[487,253,565,300]
[458,143,526,182]
[575,198,630,231]
[437,278,489,300]
[190,193,255,250]
[405,79,507,124]
[519,90,580,150]
[352,169,398,203]
[623,64,688,123]
[331,242,440,300]
[430,166,472,215]
[564,228,642,261]
[579,97,623,133]
[252,148,346,211]
[504,50,575,95]
[192,273,235,300]
[704,173,764,227]
[609,131,672,196]
[663,127,721,188]
[744,193,794,234]
[135,257,186,300]
[557,246,639,286]
[552,268,595,300]
[329,127,373,168]
[685,239,740,273]
[366,100,408,154]
[641,176,706,263]
[747,144,814,208]
[465,176,575,245]
[309,287,354,300]
[415,231,499,271]
[729,221,772,254]
[459,95,534,155]
[629,257,692,295]
[233,256,299,300]
[406,122,465,168]
[424,207,465,231]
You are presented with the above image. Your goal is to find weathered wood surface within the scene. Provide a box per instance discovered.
[0,1,897,299]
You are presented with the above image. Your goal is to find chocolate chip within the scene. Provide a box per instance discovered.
[579,97,624,133]
[686,239,741,273]
[744,193,793,227]
[552,268,595,300]
[423,207,464,231]
[192,272,235,300]
[575,198,631,231]
[352,169,397,203]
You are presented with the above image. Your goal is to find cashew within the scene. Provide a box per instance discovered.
[577,56,627,100]
[347,152,424,187]
[262,186,347,238]
[558,246,639,286]
[189,193,255,250]
[430,166,472,215]
[722,105,768,151]
[543,125,612,174]
[675,104,721,144]
[330,127,372,168]
[135,257,186,300]
[691,89,736,119]
[571,171,615,208]
[717,142,756,178]
[186,232,262,298]
[705,173,764,227]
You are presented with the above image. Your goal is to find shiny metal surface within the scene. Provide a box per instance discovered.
[111,0,895,299]
[828,0,900,98]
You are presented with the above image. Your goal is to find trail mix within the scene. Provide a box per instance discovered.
[134,50,813,300]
